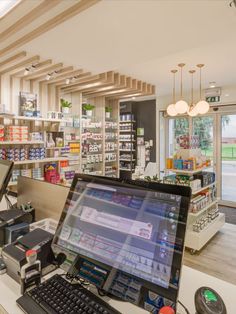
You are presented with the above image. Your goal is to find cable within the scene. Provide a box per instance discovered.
[178,300,190,314]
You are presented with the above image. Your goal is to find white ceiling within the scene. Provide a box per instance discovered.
[21,0,236,96]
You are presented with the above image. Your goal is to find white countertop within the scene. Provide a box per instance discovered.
[0,265,235,314]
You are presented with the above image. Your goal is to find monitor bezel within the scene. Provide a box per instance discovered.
[0,160,14,203]
[53,173,191,306]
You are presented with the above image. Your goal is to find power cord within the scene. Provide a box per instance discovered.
[178,300,190,314]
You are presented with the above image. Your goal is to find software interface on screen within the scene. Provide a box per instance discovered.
[0,163,11,191]
[56,179,184,291]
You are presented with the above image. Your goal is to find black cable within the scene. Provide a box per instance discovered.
[178,300,190,314]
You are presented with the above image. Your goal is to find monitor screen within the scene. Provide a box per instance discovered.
[0,160,14,202]
[53,175,191,313]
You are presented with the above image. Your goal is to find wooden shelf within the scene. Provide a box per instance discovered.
[166,167,210,175]
[120,168,134,172]
[0,115,64,123]
[14,157,69,165]
[0,140,44,145]
[189,200,218,217]
[119,120,136,123]
[192,182,216,195]
[120,159,135,162]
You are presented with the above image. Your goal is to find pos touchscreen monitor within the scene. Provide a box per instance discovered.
[0,160,14,203]
[53,174,191,313]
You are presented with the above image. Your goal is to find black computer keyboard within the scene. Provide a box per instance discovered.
[16,274,121,314]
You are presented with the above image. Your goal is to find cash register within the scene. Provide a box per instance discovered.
[16,174,192,314]
[0,160,34,247]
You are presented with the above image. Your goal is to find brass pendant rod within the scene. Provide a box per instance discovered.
[171,69,177,104]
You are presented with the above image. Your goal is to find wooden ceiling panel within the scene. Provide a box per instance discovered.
[13,59,53,77]
[25,63,63,80]
[0,0,101,58]
[0,0,62,42]
[0,51,26,69]
[0,55,40,74]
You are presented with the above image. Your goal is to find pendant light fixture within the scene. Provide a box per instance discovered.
[187,70,198,117]
[167,69,178,117]
[195,64,210,114]
[175,63,189,114]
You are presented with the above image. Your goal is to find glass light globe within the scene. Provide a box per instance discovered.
[167,104,177,116]
[196,100,210,114]
[175,100,189,114]
[187,105,198,117]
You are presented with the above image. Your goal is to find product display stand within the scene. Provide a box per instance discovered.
[165,145,225,254]
[168,168,225,254]
[119,112,136,179]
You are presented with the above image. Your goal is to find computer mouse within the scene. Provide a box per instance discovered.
[195,287,227,314]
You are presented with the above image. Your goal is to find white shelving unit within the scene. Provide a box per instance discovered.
[0,114,75,188]
[185,213,225,251]
[166,168,225,254]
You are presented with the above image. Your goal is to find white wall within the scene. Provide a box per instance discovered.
[157,84,236,110]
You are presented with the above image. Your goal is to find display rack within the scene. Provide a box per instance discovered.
[0,115,72,187]
[119,114,136,179]
[167,168,225,254]
[105,117,118,177]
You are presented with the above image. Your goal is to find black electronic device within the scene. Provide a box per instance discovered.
[50,174,191,313]
[2,228,55,283]
[0,160,14,203]
[195,287,227,314]
[17,274,121,314]
[0,257,6,274]
[0,208,34,246]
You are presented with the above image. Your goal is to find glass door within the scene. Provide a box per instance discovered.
[192,115,215,170]
[221,114,236,204]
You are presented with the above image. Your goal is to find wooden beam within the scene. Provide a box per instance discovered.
[0,0,62,42]
[41,69,84,84]
[0,55,40,75]
[13,59,53,77]
[47,72,92,88]
[0,0,27,23]
[60,74,102,91]
[0,51,27,68]
[34,66,74,82]
[25,63,63,80]
[63,82,115,94]
[0,0,101,58]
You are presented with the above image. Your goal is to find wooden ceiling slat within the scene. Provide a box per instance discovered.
[42,69,84,84]
[0,55,40,74]
[13,59,53,77]
[25,63,64,80]
[0,0,101,58]
[0,51,26,68]
[0,0,62,42]
[52,72,92,86]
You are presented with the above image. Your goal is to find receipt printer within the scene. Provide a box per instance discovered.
[0,208,35,247]
[2,228,55,283]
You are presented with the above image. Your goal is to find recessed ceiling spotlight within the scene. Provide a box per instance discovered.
[65,78,70,85]
[24,68,30,76]
[132,97,136,100]
[225,93,229,97]
[209,81,216,88]
[46,73,51,80]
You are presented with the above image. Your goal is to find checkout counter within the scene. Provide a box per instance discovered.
[0,175,235,314]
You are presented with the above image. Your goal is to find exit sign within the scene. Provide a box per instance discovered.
[206,96,220,103]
